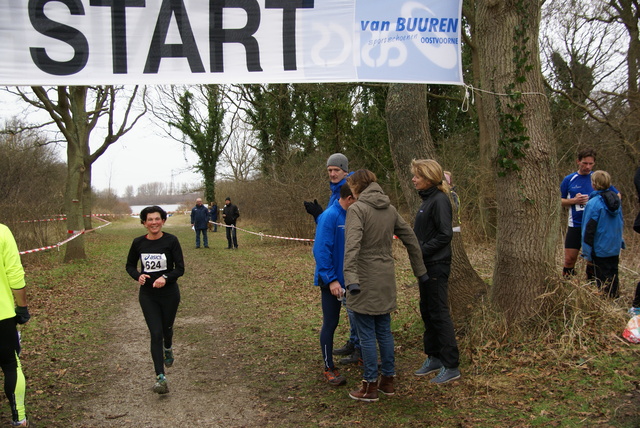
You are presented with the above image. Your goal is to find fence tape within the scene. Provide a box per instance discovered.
[210,222,315,243]
[19,217,112,255]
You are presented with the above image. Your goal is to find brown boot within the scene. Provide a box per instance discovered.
[349,380,379,402]
[378,375,395,396]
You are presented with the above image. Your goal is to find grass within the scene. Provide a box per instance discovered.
[8,214,640,427]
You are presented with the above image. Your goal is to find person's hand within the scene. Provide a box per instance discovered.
[329,281,343,298]
[575,193,589,205]
[138,274,150,285]
[152,276,167,289]
[418,273,429,285]
[304,199,323,220]
[15,306,30,324]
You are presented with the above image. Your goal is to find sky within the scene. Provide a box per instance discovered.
[0,92,203,197]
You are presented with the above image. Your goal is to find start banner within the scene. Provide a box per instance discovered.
[0,0,462,86]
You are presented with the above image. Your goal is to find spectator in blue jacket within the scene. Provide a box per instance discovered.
[313,184,356,387]
[209,201,218,232]
[190,198,210,249]
[581,170,624,298]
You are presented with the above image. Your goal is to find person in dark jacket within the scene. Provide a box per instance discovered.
[209,201,218,232]
[411,159,461,385]
[190,198,209,249]
[581,170,624,298]
[222,197,240,249]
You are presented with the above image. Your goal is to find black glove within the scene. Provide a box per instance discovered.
[15,306,30,324]
[418,273,429,285]
[304,199,324,220]
[346,283,361,295]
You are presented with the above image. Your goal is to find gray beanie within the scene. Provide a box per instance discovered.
[326,153,348,172]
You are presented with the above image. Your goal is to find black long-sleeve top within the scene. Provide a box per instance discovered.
[126,232,185,290]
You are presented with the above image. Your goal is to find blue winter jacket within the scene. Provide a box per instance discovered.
[581,190,624,261]
[313,199,347,288]
[191,204,210,230]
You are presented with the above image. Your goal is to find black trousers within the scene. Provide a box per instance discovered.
[592,255,620,298]
[419,263,459,369]
[0,318,22,421]
[139,286,181,376]
[226,224,238,248]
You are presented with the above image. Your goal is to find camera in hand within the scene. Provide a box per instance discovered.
[346,283,360,295]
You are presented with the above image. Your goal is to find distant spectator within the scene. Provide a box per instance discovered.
[208,201,218,233]
[191,198,209,249]
[581,170,624,298]
[222,197,240,249]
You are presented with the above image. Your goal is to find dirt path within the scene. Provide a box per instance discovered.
[74,271,260,427]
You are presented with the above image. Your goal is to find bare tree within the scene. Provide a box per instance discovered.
[6,86,146,261]
[220,125,260,182]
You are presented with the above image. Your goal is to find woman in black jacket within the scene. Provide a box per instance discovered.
[411,159,461,384]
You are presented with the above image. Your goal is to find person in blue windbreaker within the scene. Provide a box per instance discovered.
[313,184,356,387]
[581,170,624,298]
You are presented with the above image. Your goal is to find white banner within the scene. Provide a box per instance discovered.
[0,0,463,85]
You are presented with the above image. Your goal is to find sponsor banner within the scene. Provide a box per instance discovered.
[0,0,462,85]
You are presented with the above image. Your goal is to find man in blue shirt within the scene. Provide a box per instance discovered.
[560,148,618,277]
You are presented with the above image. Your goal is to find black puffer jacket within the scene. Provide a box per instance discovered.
[413,187,453,265]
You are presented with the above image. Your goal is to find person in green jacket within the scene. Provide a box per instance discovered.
[344,169,428,402]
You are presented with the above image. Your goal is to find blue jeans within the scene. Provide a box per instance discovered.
[341,299,360,349]
[352,312,394,382]
[195,228,208,248]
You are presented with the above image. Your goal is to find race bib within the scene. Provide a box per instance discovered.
[576,204,586,212]
[141,253,167,273]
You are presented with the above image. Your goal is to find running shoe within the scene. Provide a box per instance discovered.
[164,347,174,368]
[323,368,347,386]
[153,374,169,394]
[11,419,28,427]
[414,356,443,376]
[430,367,461,384]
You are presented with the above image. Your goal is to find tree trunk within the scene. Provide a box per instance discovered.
[476,0,559,323]
[386,83,487,321]
[83,163,93,231]
[64,136,86,262]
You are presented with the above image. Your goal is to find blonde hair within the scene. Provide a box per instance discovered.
[591,170,611,190]
[411,159,450,193]
[346,169,377,196]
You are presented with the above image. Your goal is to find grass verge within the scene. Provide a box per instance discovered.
[10,215,640,427]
